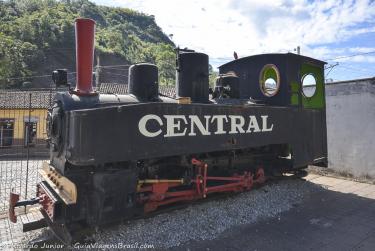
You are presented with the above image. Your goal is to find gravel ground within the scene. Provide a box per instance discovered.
[2,178,323,250]
[87,179,322,250]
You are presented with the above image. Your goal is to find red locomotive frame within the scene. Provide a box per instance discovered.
[138,158,266,213]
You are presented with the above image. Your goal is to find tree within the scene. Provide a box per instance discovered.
[0,33,40,87]
[209,64,218,87]
[0,0,175,88]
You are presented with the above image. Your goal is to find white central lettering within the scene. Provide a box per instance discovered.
[246,115,261,133]
[138,114,274,137]
[138,114,163,137]
[164,115,187,137]
[261,115,274,132]
[188,115,211,136]
[229,115,245,134]
[211,115,228,135]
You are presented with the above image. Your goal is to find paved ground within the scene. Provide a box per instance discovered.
[175,174,375,251]
[0,174,374,250]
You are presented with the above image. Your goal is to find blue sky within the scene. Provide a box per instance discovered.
[94,0,375,81]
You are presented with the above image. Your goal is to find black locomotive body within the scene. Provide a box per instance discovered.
[9,19,327,243]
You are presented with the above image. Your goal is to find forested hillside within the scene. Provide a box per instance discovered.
[0,0,176,88]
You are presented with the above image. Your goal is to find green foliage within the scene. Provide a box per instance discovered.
[209,64,219,87]
[0,33,41,87]
[145,43,176,85]
[0,0,175,88]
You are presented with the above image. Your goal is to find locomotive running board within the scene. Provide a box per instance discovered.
[39,162,77,205]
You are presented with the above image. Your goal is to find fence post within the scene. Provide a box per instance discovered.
[24,93,32,211]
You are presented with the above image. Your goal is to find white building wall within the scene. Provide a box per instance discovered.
[325,78,375,178]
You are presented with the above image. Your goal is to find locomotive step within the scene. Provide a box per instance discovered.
[19,210,47,232]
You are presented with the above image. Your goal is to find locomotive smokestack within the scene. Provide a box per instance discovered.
[74,18,96,95]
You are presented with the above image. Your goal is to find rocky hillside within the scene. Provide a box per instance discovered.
[0,0,176,88]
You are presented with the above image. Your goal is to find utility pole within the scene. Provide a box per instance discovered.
[95,53,101,89]
[294,46,301,55]
[325,62,339,78]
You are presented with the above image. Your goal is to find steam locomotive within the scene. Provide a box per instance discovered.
[9,18,327,243]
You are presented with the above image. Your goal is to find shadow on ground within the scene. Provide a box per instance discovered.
[173,180,375,251]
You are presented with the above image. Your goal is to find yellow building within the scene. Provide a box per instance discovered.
[0,90,53,155]
[0,85,176,156]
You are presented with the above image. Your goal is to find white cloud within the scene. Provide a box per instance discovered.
[348,47,375,53]
[305,46,375,64]
[95,0,375,73]
[227,0,375,51]
[339,55,375,63]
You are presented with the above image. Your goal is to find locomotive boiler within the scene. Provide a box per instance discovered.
[9,18,328,243]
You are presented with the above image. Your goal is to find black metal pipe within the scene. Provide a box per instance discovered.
[15,197,40,207]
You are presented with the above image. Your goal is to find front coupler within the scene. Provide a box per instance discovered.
[9,163,77,227]
[9,192,40,223]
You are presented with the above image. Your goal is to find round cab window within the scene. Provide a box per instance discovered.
[259,64,280,97]
[302,74,317,98]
